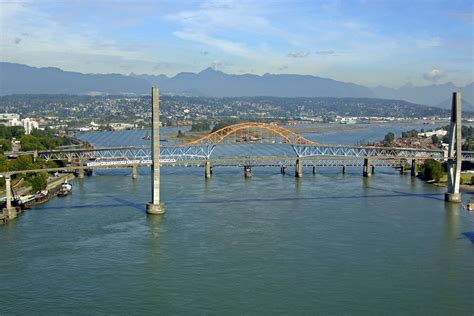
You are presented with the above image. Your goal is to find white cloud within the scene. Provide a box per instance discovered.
[417,36,442,48]
[211,60,222,69]
[314,49,335,55]
[167,0,304,58]
[174,31,256,58]
[423,69,445,81]
[287,51,310,58]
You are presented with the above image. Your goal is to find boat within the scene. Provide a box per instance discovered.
[34,190,50,205]
[465,198,474,211]
[19,194,36,205]
[58,180,73,197]
[143,132,151,140]
[18,194,36,209]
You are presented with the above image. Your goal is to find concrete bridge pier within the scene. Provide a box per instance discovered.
[146,86,165,215]
[295,159,303,178]
[312,166,316,175]
[445,92,462,203]
[371,165,375,175]
[342,165,346,175]
[363,158,371,177]
[411,160,418,177]
[78,159,84,179]
[244,166,252,178]
[280,166,286,174]
[400,163,405,175]
[205,160,212,179]
[3,176,17,220]
[132,164,138,179]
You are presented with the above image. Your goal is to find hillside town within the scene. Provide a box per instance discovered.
[0,94,463,131]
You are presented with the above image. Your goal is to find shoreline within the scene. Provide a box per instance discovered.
[1,173,76,224]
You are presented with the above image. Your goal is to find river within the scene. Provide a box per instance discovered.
[1,123,473,314]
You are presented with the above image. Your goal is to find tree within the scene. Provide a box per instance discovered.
[190,122,210,132]
[421,159,444,182]
[401,129,418,138]
[383,132,395,147]
[442,134,450,144]
[0,139,11,153]
[0,155,8,172]
[212,118,239,132]
[431,134,440,145]
[45,160,59,169]
[462,140,474,151]
[29,173,48,192]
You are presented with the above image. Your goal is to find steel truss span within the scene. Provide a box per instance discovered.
[34,123,473,164]
[292,145,446,159]
[102,156,408,168]
[38,145,473,162]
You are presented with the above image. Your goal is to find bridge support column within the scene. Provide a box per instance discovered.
[295,159,303,178]
[400,163,405,175]
[312,166,316,175]
[132,164,138,179]
[445,92,462,203]
[280,166,286,174]
[78,159,84,179]
[244,166,252,178]
[205,160,212,179]
[411,160,418,177]
[3,176,17,220]
[147,86,165,215]
[371,165,375,175]
[363,158,371,177]
[342,165,346,175]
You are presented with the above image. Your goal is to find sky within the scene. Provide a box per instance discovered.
[0,0,473,87]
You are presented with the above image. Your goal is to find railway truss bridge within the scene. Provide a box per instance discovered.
[26,122,472,178]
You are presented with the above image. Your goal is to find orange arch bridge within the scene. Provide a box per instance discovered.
[182,122,317,146]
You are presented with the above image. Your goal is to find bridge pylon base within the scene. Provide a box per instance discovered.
[244,166,252,178]
[295,159,303,178]
[2,207,17,221]
[444,193,461,203]
[146,202,165,215]
[363,158,371,177]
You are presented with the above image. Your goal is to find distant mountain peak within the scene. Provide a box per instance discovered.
[0,62,472,110]
[199,67,222,75]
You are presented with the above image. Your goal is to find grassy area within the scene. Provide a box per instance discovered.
[438,173,474,185]
[171,130,210,143]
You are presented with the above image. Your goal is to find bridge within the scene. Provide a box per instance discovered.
[1,88,466,219]
[29,122,471,177]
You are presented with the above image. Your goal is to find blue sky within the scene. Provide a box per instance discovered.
[1,0,472,87]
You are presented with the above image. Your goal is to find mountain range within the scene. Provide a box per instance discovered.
[1,62,472,110]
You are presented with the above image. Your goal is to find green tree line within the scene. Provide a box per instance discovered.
[0,126,73,153]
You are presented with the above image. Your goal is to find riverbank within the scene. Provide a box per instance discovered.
[1,172,75,224]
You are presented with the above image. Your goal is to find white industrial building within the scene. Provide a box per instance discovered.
[22,118,39,134]
[0,113,39,134]
[418,129,448,138]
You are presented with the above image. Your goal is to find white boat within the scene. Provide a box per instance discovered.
[58,180,72,196]
[19,194,36,204]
